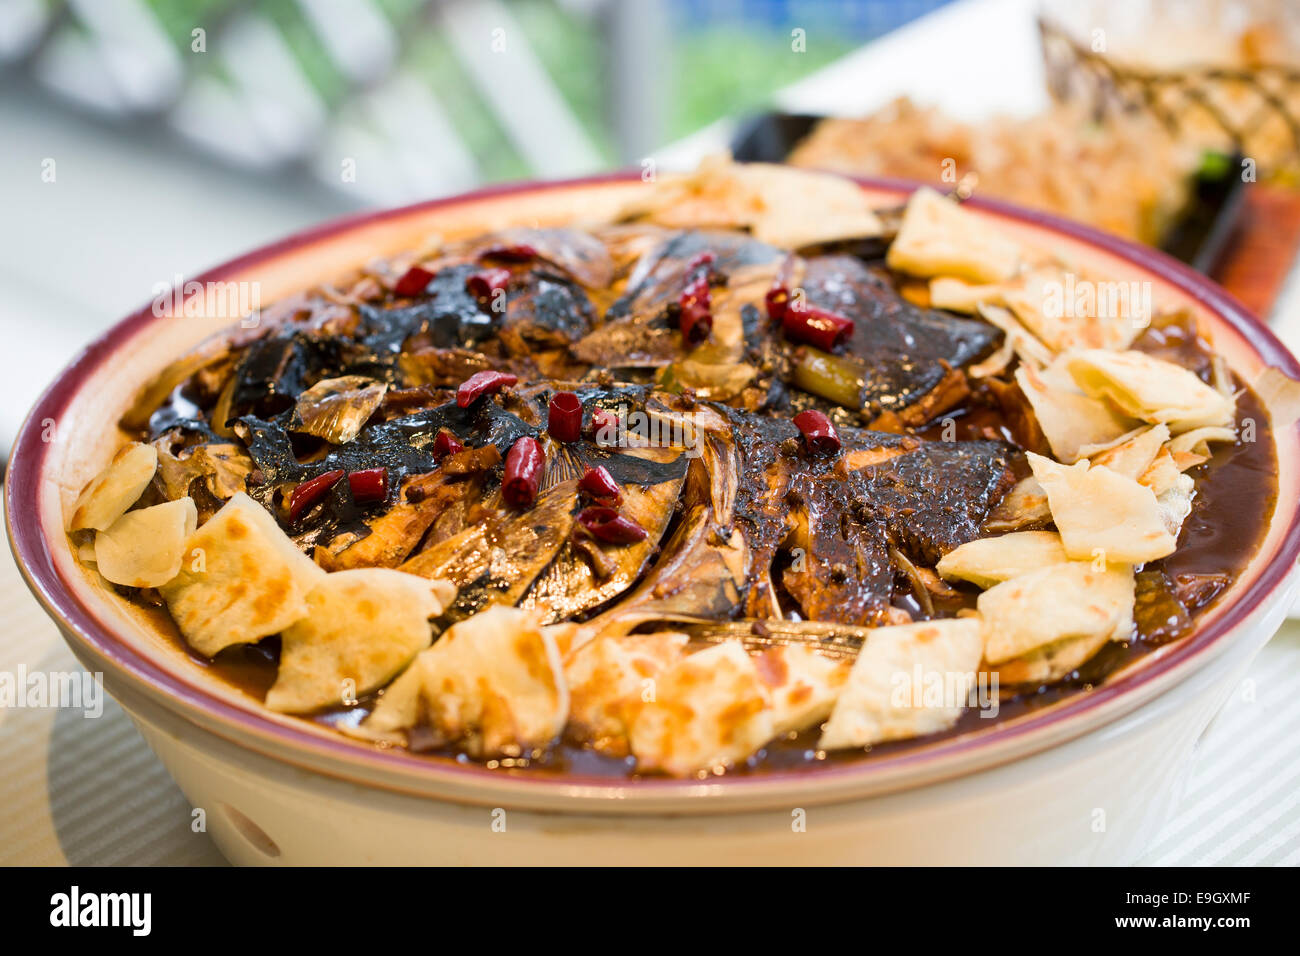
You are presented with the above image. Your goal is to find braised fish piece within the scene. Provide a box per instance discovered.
[788,256,1001,423]
[402,479,581,622]
[719,407,1017,620]
[847,437,1021,564]
[781,470,897,626]
[503,270,599,348]
[714,409,795,617]
[521,442,688,622]
[456,226,616,289]
[573,230,784,368]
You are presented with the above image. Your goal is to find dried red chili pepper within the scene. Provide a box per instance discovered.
[577,506,647,544]
[671,250,715,345]
[782,301,855,351]
[548,391,583,443]
[348,467,388,503]
[578,465,621,503]
[457,370,518,408]
[765,283,791,321]
[793,409,841,454]
[679,283,713,345]
[393,265,434,298]
[480,243,538,262]
[432,430,465,460]
[288,469,344,522]
[503,436,544,509]
[465,267,511,302]
[681,291,712,348]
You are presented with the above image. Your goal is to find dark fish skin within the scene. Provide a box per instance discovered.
[708,408,880,620]
[781,470,897,626]
[846,438,1021,565]
[715,409,795,617]
[657,405,1015,625]
[504,270,598,346]
[572,231,784,368]
[361,263,497,353]
[226,331,359,421]
[797,255,1001,414]
[463,227,616,289]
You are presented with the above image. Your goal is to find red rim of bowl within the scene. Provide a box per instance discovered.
[7,171,1300,801]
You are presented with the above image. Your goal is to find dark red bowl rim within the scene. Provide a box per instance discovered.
[8,170,1300,799]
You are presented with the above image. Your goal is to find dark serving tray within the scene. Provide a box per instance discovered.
[731,111,1247,274]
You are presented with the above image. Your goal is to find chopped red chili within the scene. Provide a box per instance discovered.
[288,469,344,522]
[480,243,538,262]
[348,467,388,503]
[503,436,544,509]
[686,251,715,271]
[765,283,791,321]
[548,391,583,443]
[782,302,855,351]
[678,267,714,346]
[457,370,518,408]
[671,251,715,345]
[465,267,512,302]
[432,430,465,460]
[578,465,621,503]
[393,265,434,298]
[679,290,712,344]
[793,409,841,454]
[577,506,647,544]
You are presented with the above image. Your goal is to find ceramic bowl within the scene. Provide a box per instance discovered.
[8,174,1299,864]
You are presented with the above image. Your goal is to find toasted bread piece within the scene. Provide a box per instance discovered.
[979,562,1135,664]
[1029,453,1177,563]
[564,632,690,756]
[937,530,1070,590]
[630,641,775,776]
[265,568,449,714]
[159,493,325,656]
[67,442,158,532]
[1067,349,1235,432]
[365,605,569,758]
[95,497,197,588]
[887,187,1020,283]
[755,645,850,737]
[820,619,983,750]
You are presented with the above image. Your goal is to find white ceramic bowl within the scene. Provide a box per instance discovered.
[9,174,1300,865]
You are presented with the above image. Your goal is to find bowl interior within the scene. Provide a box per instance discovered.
[9,173,1300,808]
